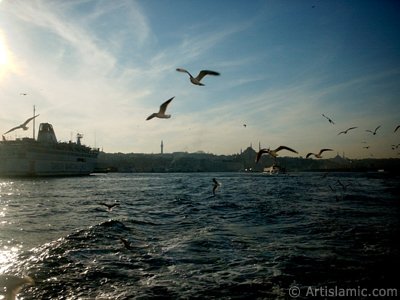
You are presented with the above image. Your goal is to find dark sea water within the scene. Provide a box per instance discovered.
[1,172,399,299]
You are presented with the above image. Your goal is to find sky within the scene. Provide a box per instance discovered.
[0,0,399,159]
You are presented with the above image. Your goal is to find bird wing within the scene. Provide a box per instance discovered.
[255,148,269,163]
[4,125,22,134]
[159,97,174,114]
[319,148,333,155]
[348,126,357,131]
[176,68,192,77]
[146,113,157,121]
[374,125,381,133]
[306,153,314,158]
[275,145,298,154]
[196,70,220,81]
[394,125,400,132]
[22,114,40,127]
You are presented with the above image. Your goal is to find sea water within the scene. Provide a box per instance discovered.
[0,172,399,299]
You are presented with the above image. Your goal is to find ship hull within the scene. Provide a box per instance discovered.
[0,140,98,177]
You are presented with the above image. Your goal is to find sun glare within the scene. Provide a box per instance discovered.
[0,31,14,78]
[0,40,7,66]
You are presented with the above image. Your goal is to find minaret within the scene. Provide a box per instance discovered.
[161,140,164,154]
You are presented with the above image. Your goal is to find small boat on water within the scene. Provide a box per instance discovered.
[262,164,283,175]
[0,122,99,177]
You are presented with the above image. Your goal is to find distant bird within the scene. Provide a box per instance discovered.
[243,124,247,128]
[328,185,342,202]
[322,113,335,125]
[0,274,34,300]
[176,68,220,86]
[146,97,174,121]
[337,127,357,135]
[306,148,333,159]
[20,93,27,96]
[256,145,298,163]
[3,114,40,135]
[366,125,381,135]
[212,178,221,196]
[337,179,351,191]
[100,202,119,211]
[363,146,370,149]
[120,237,134,250]
[321,172,329,178]
[395,125,400,133]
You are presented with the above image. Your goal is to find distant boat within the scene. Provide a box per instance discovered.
[0,123,99,177]
[262,164,285,175]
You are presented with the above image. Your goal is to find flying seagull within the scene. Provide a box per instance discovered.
[120,237,134,250]
[4,114,40,135]
[0,274,34,300]
[337,127,357,135]
[100,202,119,211]
[256,145,298,163]
[212,178,221,196]
[322,113,335,125]
[366,125,381,135]
[395,125,400,133]
[146,97,174,120]
[176,68,220,86]
[306,148,333,159]
[337,179,351,191]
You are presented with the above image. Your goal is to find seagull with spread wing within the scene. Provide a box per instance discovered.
[4,114,40,135]
[306,148,333,159]
[256,145,298,163]
[176,68,220,86]
[366,125,381,135]
[337,127,357,135]
[322,113,335,125]
[100,202,119,211]
[146,97,174,121]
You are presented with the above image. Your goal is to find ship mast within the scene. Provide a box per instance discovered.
[33,105,36,140]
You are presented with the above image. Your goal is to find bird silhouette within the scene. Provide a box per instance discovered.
[322,113,335,125]
[100,202,119,211]
[120,237,134,250]
[256,146,298,163]
[176,68,220,86]
[146,97,174,120]
[366,125,381,135]
[337,127,357,135]
[306,148,333,159]
[394,125,400,133]
[212,178,221,196]
[4,115,40,135]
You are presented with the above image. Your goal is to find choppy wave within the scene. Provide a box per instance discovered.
[1,172,399,299]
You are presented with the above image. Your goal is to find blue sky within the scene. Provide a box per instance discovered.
[0,0,399,158]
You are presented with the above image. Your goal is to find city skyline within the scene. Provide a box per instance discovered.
[1,0,399,159]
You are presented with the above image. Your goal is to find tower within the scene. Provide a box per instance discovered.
[161,140,164,154]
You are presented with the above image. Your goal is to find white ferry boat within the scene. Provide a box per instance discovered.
[0,123,99,177]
